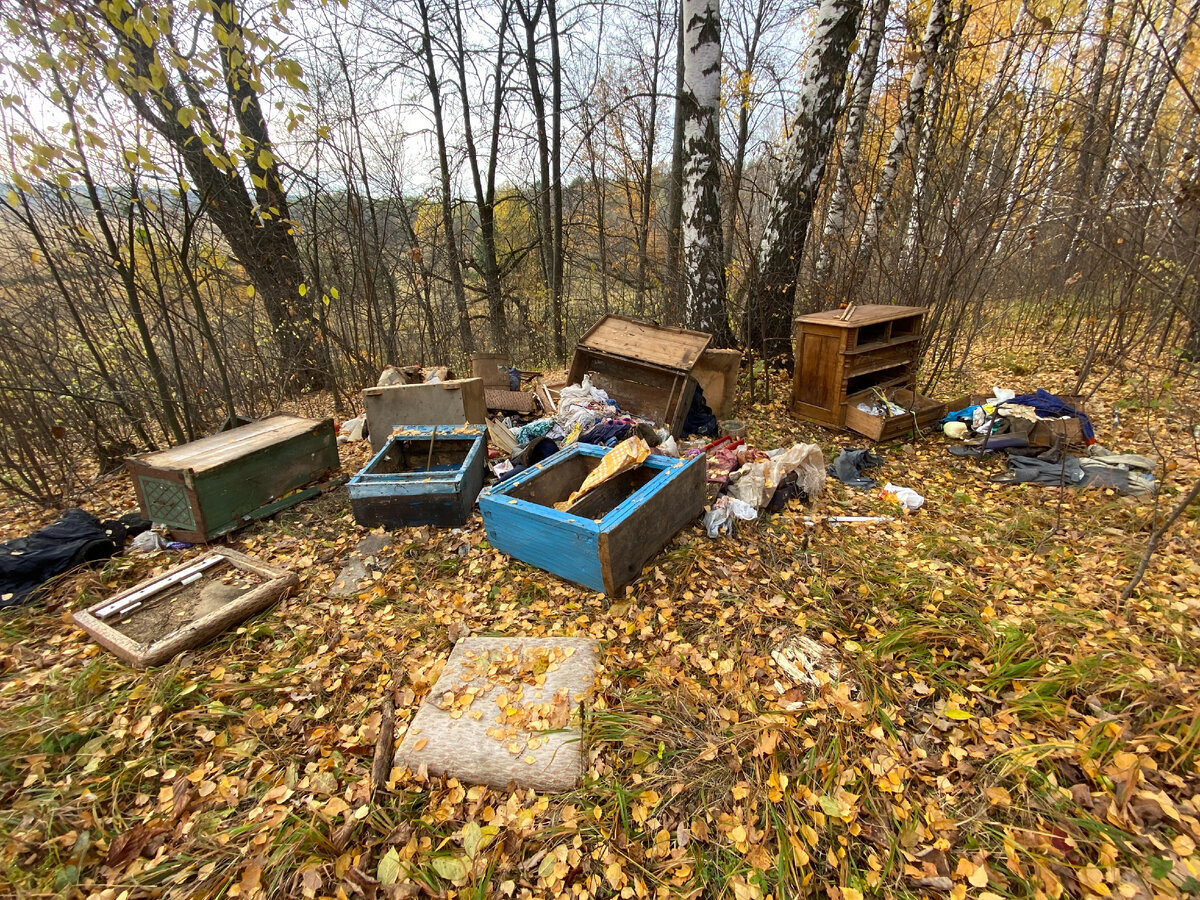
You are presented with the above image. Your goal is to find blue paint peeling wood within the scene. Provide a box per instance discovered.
[347,425,486,528]
[479,443,706,594]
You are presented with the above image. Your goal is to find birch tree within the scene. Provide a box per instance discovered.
[681,0,734,345]
[854,0,951,271]
[812,0,889,288]
[746,0,864,360]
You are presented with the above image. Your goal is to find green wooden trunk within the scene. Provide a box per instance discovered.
[126,415,340,543]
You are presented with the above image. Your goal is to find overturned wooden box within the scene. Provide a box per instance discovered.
[347,425,487,529]
[127,415,339,543]
[73,549,296,668]
[568,315,711,437]
[479,444,705,594]
[363,379,487,455]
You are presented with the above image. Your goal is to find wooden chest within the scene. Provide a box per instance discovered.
[362,379,487,455]
[347,425,487,528]
[568,315,711,436]
[127,415,339,543]
[478,444,705,595]
[791,305,934,437]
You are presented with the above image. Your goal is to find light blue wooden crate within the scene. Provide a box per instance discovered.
[479,443,705,594]
[347,425,487,528]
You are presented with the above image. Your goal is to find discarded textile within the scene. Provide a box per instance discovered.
[555,436,650,510]
[580,420,634,447]
[829,448,884,489]
[703,496,758,537]
[683,386,719,437]
[991,455,1086,487]
[511,436,560,469]
[516,418,556,445]
[1,510,149,608]
[728,444,825,509]
[1005,390,1095,445]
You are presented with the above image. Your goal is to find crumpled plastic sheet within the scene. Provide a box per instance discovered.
[703,496,758,537]
[727,443,825,509]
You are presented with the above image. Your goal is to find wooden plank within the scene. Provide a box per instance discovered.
[130,415,322,474]
[363,380,486,455]
[795,304,927,328]
[575,315,711,373]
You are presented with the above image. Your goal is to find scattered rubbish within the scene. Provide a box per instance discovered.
[771,632,850,706]
[829,448,885,489]
[1,510,150,609]
[73,549,296,668]
[480,444,706,594]
[128,530,167,555]
[703,496,758,537]
[347,425,487,528]
[719,419,747,440]
[992,451,1155,495]
[943,421,968,439]
[682,385,720,437]
[881,482,925,511]
[568,315,711,436]
[800,516,893,526]
[338,415,366,444]
[127,414,340,543]
[487,417,518,456]
[727,443,825,509]
[392,637,599,792]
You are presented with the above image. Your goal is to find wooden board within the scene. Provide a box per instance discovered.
[796,304,927,328]
[73,549,296,668]
[363,379,487,455]
[393,636,599,792]
[132,415,326,475]
[692,349,742,418]
[574,315,711,373]
[479,444,706,594]
[127,416,339,543]
[347,425,487,528]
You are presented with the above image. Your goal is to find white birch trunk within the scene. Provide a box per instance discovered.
[856,0,950,263]
[747,0,863,358]
[681,0,732,344]
[813,0,889,286]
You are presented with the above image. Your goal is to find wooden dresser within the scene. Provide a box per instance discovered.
[791,304,943,439]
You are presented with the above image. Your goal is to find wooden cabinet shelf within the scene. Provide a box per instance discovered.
[790,304,943,439]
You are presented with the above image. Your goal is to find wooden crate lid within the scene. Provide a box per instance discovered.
[575,315,711,374]
[130,414,330,474]
[796,304,926,327]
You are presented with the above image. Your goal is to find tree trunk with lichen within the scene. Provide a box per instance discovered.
[680,0,733,346]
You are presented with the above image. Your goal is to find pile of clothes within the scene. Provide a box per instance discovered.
[699,437,826,537]
[942,387,1155,495]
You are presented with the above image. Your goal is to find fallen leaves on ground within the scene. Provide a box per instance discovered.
[0,348,1199,899]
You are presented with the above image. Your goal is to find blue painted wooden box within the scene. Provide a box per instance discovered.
[347,425,487,528]
[478,443,706,594]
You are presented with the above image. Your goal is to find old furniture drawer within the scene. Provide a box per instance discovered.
[127,415,339,543]
[478,443,705,595]
[347,425,487,528]
[843,388,946,442]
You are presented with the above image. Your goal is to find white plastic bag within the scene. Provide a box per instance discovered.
[881,482,924,511]
[703,496,758,537]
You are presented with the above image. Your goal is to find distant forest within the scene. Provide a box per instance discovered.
[0,0,1197,502]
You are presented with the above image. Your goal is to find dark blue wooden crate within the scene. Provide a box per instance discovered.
[347,425,487,528]
[479,443,705,594]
